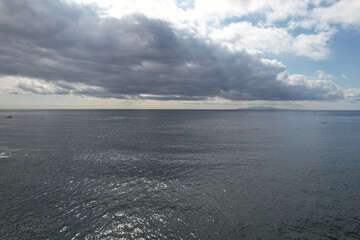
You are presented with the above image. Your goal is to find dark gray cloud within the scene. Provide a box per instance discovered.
[0,0,344,101]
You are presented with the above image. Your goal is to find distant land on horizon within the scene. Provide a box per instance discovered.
[238,107,282,110]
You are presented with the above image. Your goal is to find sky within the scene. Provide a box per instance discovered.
[0,0,359,109]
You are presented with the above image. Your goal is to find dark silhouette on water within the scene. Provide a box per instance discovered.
[5,115,12,119]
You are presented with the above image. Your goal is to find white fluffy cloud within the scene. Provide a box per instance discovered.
[292,31,335,60]
[312,0,360,29]
[210,22,335,59]
[210,22,293,55]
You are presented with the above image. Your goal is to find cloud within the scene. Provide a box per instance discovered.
[209,22,334,59]
[344,88,360,101]
[312,0,360,29]
[287,0,360,31]
[209,22,293,55]
[278,72,344,101]
[316,70,335,80]
[72,0,311,24]
[292,31,334,60]
[182,0,312,24]
[0,0,349,102]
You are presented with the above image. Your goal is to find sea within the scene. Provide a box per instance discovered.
[0,110,359,239]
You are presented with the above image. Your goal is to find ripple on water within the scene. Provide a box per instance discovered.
[0,152,9,158]
[47,149,195,239]
[0,146,25,159]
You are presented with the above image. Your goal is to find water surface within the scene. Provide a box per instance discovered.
[0,110,359,239]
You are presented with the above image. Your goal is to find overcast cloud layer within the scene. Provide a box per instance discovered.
[0,0,358,102]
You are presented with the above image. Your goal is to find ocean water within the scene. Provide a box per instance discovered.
[0,110,360,239]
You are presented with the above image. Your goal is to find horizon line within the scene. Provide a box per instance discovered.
[1,108,360,111]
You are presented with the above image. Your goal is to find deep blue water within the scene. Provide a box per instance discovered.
[0,110,360,239]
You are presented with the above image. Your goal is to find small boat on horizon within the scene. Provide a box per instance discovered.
[5,115,12,119]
